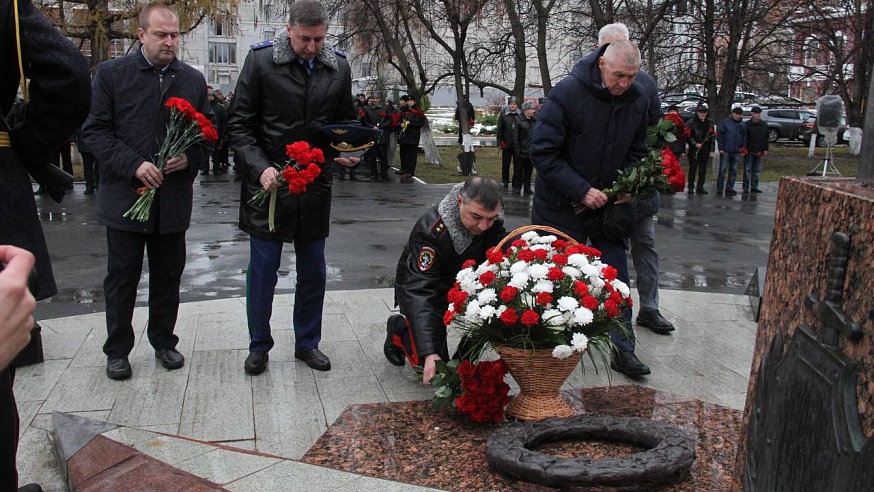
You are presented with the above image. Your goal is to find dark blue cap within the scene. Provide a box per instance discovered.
[321,124,383,157]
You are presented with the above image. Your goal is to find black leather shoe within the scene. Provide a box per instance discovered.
[155,348,185,370]
[751,188,763,193]
[725,189,738,196]
[697,187,708,195]
[636,310,675,334]
[610,352,651,377]
[384,315,406,366]
[18,484,44,492]
[244,351,269,375]
[295,348,331,371]
[106,357,132,380]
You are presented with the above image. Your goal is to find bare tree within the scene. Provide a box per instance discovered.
[35,0,238,71]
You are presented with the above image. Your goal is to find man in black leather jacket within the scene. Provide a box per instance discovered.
[383,177,505,384]
[228,0,356,375]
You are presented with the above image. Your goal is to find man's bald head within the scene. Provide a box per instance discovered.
[598,40,641,96]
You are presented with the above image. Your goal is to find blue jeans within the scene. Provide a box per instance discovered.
[246,235,326,353]
[630,215,659,313]
[717,152,741,192]
[743,154,763,191]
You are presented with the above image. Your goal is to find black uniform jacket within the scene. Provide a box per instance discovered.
[395,187,505,359]
[0,0,90,299]
[229,37,355,243]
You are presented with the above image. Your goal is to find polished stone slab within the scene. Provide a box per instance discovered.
[302,385,742,491]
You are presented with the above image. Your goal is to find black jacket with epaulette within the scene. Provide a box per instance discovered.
[394,185,505,359]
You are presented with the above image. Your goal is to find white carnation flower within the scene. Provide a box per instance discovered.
[567,253,589,268]
[509,261,529,275]
[557,296,579,312]
[455,268,474,282]
[477,288,497,304]
[552,345,574,359]
[539,235,557,244]
[464,300,481,320]
[521,231,539,242]
[580,263,599,277]
[478,304,497,320]
[459,278,479,295]
[589,276,605,290]
[571,333,589,352]
[532,280,554,293]
[509,272,530,289]
[542,309,565,327]
[572,307,594,326]
[611,279,630,297]
[562,266,581,279]
[527,263,549,279]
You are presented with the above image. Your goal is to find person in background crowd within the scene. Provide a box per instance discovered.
[1,0,91,488]
[396,94,426,180]
[497,96,520,190]
[75,125,99,194]
[666,105,687,163]
[742,106,768,194]
[686,103,714,194]
[203,89,228,176]
[716,107,746,196]
[362,91,392,181]
[384,177,505,384]
[513,100,536,195]
[82,1,214,381]
[454,98,475,145]
[228,0,357,375]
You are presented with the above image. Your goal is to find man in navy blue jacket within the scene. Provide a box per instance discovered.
[716,107,747,196]
[530,40,651,377]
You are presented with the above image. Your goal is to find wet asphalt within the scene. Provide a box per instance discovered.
[32,170,776,320]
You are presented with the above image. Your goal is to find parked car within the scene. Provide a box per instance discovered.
[801,115,847,147]
[759,109,815,142]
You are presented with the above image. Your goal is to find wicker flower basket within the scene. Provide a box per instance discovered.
[495,345,581,421]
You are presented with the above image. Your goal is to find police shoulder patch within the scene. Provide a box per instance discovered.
[250,40,273,50]
[417,246,437,272]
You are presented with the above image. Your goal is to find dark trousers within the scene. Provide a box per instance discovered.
[389,314,475,367]
[688,156,709,189]
[501,149,517,186]
[246,235,325,354]
[103,228,185,358]
[399,144,418,176]
[587,236,635,353]
[81,151,99,190]
[513,156,533,190]
[368,144,389,177]
[49,142,73,175]
[0,368,18,491]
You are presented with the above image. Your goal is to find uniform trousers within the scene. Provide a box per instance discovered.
[103,228,185,358]
[399,144,418,176]
[630,215,659,313]
[246,235,325,354]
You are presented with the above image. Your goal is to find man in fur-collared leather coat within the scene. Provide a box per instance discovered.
[228,0,356,375]
[383,177,505,384]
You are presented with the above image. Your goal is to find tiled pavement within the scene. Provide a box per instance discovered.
[15,287,757,490]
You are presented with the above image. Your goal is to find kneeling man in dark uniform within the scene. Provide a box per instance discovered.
[384,177,505,384]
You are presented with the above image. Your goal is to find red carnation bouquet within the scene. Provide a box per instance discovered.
[124,97,218,222]
[432,359,510,423]
[572,115,687,215]
[248,141,325,231]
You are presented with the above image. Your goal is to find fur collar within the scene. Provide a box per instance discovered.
[271,34,339,71]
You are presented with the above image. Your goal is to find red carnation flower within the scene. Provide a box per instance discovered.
[520,309,540,326]
[462,259,478,269]
[479,271,497,286]
[536,292,552,306]
[499,308,518,325]
[499,286,518,303]
[487,249,505,265]
[533,249,548,261]
[582,295,598,310]
[601,265,618,282]
[517,249,536,262]
[444,310,455,325]
[547,267,565,281]
[552,253,568,266]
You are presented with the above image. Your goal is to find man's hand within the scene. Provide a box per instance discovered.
[164,154,189,174]
[614,192,632,205]
[581,187,609,210]
[135,161,163,189]
[334,156,361,168]
[0,246,36,371]
[259,167,280,192]
[422,354,442,385]
[696,143,702,149]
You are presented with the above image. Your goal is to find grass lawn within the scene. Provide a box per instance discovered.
[61,139,859,186]
[411,138,860,185]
